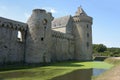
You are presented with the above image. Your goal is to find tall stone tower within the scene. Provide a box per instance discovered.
[73,7,93,60]
[25,9,53,63]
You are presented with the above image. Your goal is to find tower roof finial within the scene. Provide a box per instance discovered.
[75,7,87,16]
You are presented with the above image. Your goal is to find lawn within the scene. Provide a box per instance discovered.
[0,61,113,80]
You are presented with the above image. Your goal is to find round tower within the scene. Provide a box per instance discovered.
[73,7,93,60]
[25,9,53,63]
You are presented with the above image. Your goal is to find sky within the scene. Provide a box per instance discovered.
[0,0,120,48]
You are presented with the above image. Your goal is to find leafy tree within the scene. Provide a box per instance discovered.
[93,44,107,53]
[108,48,120,53]
[93,44,120,57]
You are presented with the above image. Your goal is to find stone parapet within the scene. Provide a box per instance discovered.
[0,17,28,31]
[73,16,92,24]
[52,30,74,40]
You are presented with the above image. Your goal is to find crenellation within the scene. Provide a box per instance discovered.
[33,9,46,13]
[52,30,74,40]
[73,16,92,24]
[0,17,28,31]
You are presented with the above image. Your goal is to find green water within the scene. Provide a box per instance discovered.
[51,61,113,80]
[0,61,113,80]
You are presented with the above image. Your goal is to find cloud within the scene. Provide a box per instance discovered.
[50,8,56,13]
[42,7,57,14]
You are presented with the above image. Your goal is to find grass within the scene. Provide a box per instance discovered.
[0,61,113,80]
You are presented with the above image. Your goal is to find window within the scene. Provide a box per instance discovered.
[41,37,44,41]
[43,19,47,25]
[87,42,89,48]
[17,31,23,42]
[44,26,47,29]
[87,33,89,37]
[87,24,89,28]
[4,45,7,49]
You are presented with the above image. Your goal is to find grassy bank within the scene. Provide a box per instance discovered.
[94,57,120,80]
[0,61,112,80]
[104,57,120,65]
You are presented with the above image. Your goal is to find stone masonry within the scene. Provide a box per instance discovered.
[0,7,93,64]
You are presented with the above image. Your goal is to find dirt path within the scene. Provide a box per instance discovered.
[95,57,120,80]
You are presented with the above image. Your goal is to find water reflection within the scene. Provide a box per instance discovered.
[93,68,107,76]
[52,68,107,80]
[52,69,92,80]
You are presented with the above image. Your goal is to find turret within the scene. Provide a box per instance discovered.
[73,7,93,60]
[25,9,53,63]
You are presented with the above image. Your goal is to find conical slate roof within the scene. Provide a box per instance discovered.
[75,7,87,16]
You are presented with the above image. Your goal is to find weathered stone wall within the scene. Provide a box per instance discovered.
[25,9,53,63]
[0,17,27,64]
[51,30,75,62]
[73,15,93,61]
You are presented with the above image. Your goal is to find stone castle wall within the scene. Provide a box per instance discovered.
[0,7,93,64]
[51,30,75,61]
[0,14,75,64]
[0,17,27,64]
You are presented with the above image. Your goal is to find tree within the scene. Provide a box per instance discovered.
[93,44,107,53]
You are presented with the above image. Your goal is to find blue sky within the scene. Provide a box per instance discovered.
[0,0,120,48]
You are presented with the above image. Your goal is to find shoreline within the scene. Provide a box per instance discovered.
[93,57,120,80]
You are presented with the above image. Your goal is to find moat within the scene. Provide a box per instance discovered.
[52,68,108,80]
[0,61,113,80]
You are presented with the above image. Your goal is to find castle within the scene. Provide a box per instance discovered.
[0,7,93,64]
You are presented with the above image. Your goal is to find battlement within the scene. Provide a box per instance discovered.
[33,9,46,13]
[73,16,92,24]
[52,30,74,40]
[0,17,27,31]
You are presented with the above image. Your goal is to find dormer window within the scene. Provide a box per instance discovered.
[80,13,84,16]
